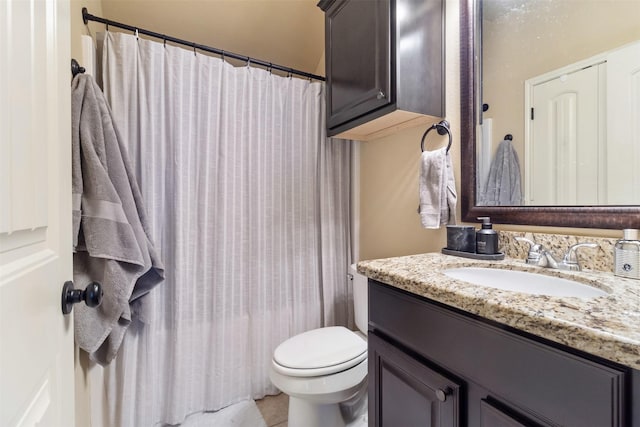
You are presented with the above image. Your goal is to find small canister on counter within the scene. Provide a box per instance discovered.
[446,225,476,253]
[614,229,640,280]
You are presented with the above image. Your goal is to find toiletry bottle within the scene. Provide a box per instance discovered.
[614,229,640,280]
[476,217,499,254]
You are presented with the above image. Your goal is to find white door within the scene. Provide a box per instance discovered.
[0,0,74,426]
[606,41,640,205]
[528,64,603,205]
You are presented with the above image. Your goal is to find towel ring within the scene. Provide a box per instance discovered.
[420,120,452,153]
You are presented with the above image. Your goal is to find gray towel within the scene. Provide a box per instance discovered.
[71,74,164,365]
[419,147,457,228]
[480,139,522,206]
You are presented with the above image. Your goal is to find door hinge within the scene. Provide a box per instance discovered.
[530,108,535,120]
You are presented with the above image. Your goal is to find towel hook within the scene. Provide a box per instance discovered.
[71,58,86,78]
[420,120,452,153]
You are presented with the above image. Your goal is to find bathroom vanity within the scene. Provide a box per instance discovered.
[359,253,640,426]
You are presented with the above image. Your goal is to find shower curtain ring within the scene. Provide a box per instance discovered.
[193,43,197,56]
[134,28,139,40]
[246,58,251,68]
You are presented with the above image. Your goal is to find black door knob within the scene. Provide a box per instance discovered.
[61,281,103,315]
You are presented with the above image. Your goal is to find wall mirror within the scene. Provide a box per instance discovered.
[460,0,640,229]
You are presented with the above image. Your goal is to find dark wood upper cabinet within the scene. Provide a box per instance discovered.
[318,0,445,141]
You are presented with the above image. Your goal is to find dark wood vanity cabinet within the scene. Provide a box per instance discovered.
[317,0,445,140]
[368,280,635,426]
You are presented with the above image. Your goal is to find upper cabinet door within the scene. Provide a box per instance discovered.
[319,0,445,141]
[324,0,391,131]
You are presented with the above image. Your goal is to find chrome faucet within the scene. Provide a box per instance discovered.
[514,237,599,271]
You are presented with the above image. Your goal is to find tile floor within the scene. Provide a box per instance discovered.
[256,393,289,427]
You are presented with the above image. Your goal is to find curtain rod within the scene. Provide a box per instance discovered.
[81,7,326,82]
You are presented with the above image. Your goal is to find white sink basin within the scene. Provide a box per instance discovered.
[443,267,608,298]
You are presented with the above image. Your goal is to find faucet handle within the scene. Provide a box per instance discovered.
[563,242,599,265]
[515,236,545,263]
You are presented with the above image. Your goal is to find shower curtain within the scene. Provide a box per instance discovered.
[97,32,353,426]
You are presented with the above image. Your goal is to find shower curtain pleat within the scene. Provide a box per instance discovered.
[97,32,353,426]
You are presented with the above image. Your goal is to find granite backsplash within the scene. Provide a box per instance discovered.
[498,230,617,273]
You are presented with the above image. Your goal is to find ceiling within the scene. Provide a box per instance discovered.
[97,0,325,76]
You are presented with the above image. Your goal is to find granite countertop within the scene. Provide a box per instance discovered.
[357,253,640,370]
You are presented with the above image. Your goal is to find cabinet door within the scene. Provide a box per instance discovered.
[324,0,391,131]
[369,333,461,427]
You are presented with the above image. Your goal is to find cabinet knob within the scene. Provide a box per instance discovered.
[376,90,386,100]
[435,387,452,402]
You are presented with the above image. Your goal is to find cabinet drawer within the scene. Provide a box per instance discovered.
[369,280,627,426]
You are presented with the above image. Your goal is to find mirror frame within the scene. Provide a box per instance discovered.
[459,0,640,229]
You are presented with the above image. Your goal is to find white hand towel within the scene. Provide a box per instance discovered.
[419,147,457,229]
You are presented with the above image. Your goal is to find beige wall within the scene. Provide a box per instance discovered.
[100,0,324,76]
[315,50,325,77]
[70,0,105,60]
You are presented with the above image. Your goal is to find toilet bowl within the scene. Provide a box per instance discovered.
[269,264,368,427]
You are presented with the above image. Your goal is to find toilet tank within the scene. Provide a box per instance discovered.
[350,264,368,335]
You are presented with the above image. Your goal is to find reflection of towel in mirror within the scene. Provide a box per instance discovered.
[480,139,522,206]
[71,74,165,365]
[419,147,457,228]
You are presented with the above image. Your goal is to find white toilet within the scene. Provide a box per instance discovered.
[269,264,369,427]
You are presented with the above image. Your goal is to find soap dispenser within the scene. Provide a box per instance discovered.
[614,229,640,280]
[476,217,499,254]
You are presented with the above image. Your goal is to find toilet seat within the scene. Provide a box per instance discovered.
[273,326,367,377]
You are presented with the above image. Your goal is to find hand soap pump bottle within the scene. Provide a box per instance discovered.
[614,229,640,280]
[476,217,499,254]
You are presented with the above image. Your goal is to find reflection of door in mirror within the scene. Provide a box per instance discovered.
[480,0,640,206]
[525,41,640,206]
[606,41,640,205]
[527,61,602,206]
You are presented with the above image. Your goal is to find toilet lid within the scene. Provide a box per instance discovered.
[274,326,367,372]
